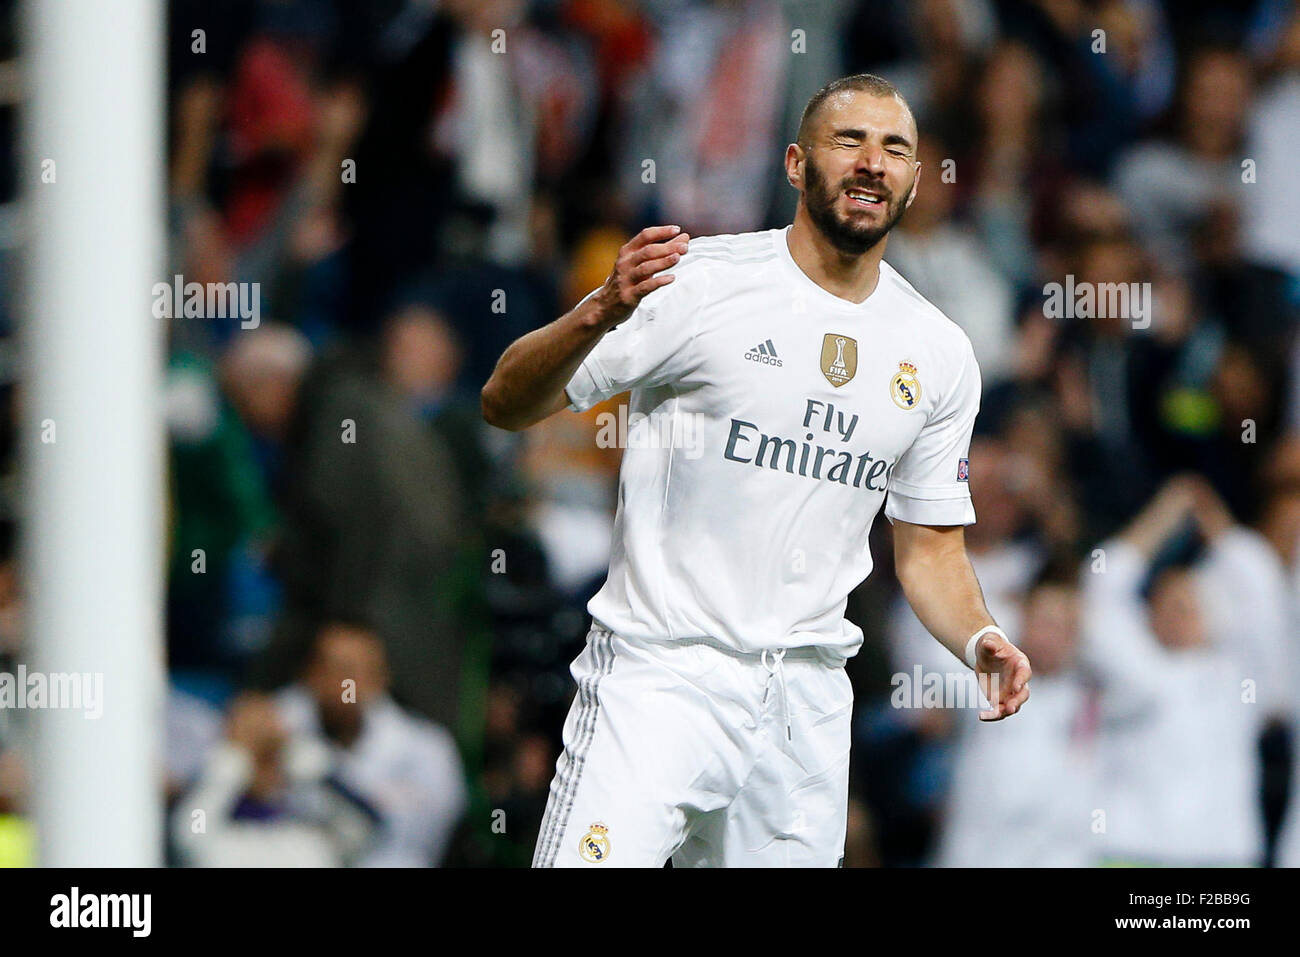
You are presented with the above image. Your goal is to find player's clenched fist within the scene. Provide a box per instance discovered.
[594,224,691,327]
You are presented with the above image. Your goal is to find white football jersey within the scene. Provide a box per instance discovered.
[565,226,981,659]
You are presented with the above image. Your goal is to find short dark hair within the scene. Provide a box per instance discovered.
[796,73,909,147]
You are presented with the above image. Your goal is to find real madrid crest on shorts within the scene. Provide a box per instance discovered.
[890,360,921,410]
[579,822,611,863]
[820,333,857,387]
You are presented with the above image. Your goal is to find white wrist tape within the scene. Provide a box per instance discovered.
[965,625,1007,669]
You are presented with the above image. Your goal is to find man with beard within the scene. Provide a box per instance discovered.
[482,73,1031,867]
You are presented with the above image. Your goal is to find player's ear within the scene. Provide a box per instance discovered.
[905,163,920,209]
[785,143,803,189]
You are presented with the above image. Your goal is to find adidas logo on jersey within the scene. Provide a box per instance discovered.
[744,339,783,367]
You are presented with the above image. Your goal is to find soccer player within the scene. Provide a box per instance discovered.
[482,74,1032,867]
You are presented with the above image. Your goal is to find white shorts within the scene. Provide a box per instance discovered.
[532,621,854,867]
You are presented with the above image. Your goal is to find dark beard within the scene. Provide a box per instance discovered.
[803,155,910,255]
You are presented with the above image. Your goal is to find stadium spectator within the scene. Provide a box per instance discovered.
[1112,44,1253,273]
[379,301,498,524]
[171,689,376,867]
[229,324,473,731]
[1080,475,1289,865]
[1242,2,1300,279]
[964,39,1056,291]
[616,0,790,234]
[173,622,466,867]
[935,563,1096,866]
[272,620,468,866]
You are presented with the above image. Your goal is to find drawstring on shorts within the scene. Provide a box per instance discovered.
[761,647,792,741]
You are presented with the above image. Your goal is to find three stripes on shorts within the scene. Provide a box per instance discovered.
[534,627,615,867]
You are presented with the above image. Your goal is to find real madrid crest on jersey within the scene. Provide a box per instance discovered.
[579,822,611,863]
[820,333,857,387]
[890,361,921,410]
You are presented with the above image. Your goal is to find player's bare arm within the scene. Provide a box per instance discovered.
[892,520,1031,721]
[480,224,691,431]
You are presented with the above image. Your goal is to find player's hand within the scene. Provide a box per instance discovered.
[974,633,1031,721]
[595,225,690,327]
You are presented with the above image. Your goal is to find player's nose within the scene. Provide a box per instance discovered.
[852,143,887,174]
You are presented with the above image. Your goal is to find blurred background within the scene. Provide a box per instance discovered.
[3,0,1300,867]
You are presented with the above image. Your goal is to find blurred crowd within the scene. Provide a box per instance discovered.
[0,0,1298,866]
